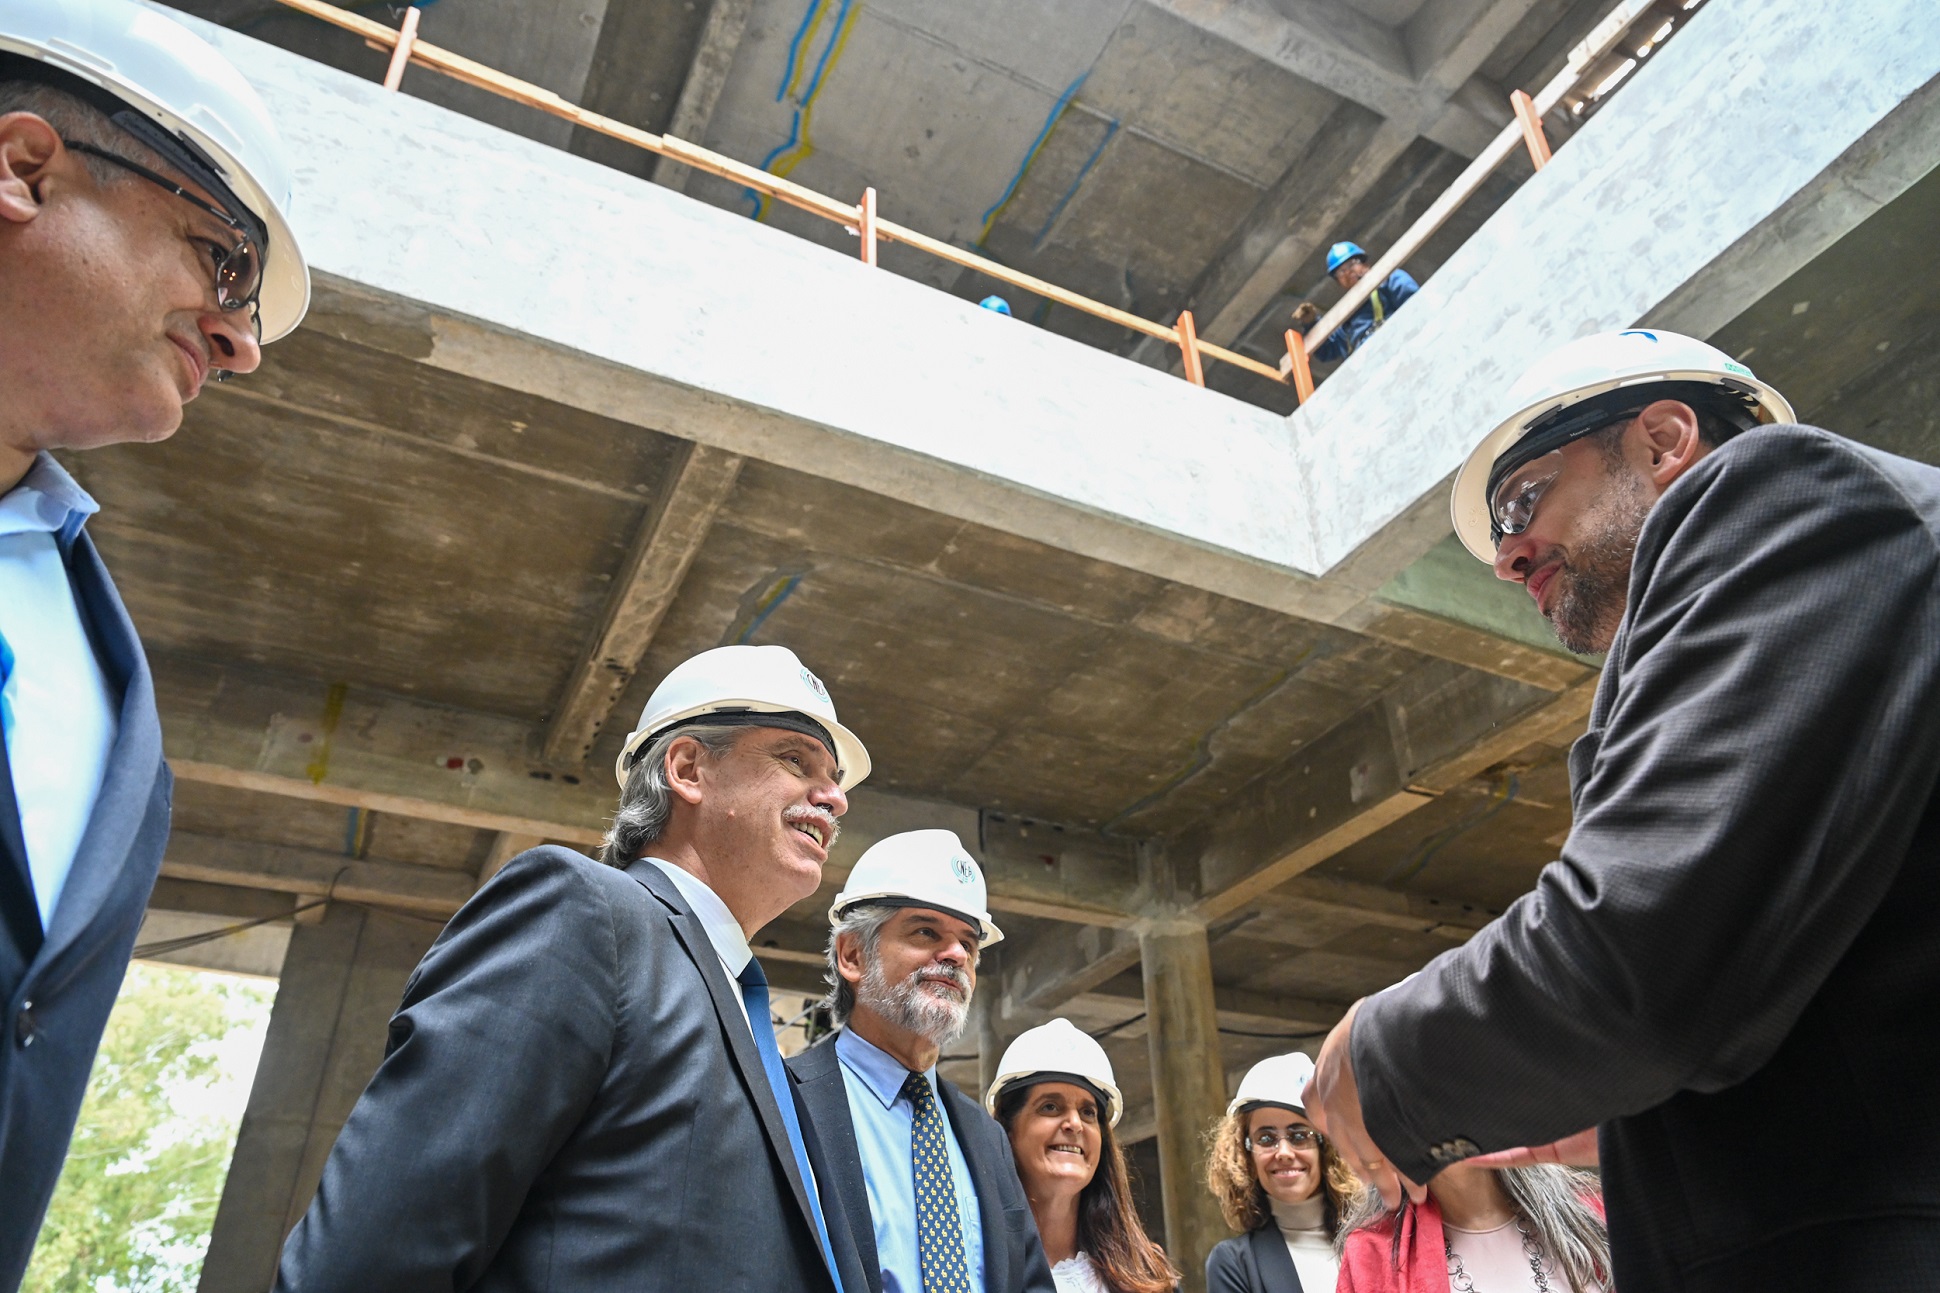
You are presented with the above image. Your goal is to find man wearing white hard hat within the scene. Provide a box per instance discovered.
[984,1019,1175,1293]
[280,646,872,1293]
[788,829,1057,1293]
[0,2,308,1285]
[1305,328,1940,1290]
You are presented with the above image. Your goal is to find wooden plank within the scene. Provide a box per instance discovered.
[542,442,744,766]
[1512,88,1554,168]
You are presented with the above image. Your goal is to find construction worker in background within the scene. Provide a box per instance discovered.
[279,645,873,1293]
[985,1019,1176,1293]
[789,829,1058,1293]
[0,2,309,1285]
[1304,329,1940,1290]
[1289,241,1418,362]
[980,295,1014,316]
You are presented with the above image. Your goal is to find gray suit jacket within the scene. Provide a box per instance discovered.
[787,1034,1056,1293]
[277,848,870,1293]
[0,525,171,1293]
[1355,426,1940,1290]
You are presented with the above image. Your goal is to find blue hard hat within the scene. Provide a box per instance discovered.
[1326,241,1367,275]
[979,295,1013,316]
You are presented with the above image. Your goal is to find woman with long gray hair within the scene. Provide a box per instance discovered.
[1336,1158,1610,1293]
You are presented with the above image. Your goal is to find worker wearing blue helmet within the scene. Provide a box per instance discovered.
[1290,240,1418,362]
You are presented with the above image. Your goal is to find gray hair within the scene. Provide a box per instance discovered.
[598,724,743,867]
[0,80,167,187]
[822,903,897,1027]
[1338,1165,1610,1293]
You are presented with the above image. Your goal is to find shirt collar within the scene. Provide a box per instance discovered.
[642,857,752,976]
[837,1024,937,1111]
[0,453,99,545]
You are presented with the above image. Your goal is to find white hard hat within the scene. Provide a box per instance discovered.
[984,1018,1123,1127]
[1451,328,1793,561]
[0,0,310,341]
[615,644,870,791]
[1227,1051,1316,1118]
[830,828,1003,947]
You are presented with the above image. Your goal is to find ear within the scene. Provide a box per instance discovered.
[661,735,712,809]
[1630,399,1706,491]
[833,928,867,989]
[0,113,67,225]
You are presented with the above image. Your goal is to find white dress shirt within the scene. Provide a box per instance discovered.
[0,454,118,930]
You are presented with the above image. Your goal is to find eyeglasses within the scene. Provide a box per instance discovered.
[63,140,263,336]
[1488,449,1564,544]
[1245,1127,1323,1153]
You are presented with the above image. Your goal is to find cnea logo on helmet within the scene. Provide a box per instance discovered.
[950,854,976,885]
[800,667,828,701]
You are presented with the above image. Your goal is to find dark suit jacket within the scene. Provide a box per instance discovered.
[1205,1227,1303,1293]
[1354,426,1940,1290]
[787,1033,1056,1293]
[277,849,870,1293]
[0,525,171,1293]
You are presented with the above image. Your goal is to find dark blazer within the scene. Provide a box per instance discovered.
[787,1033,1056,1293]
[0,525,171,1293]
[1354,427,1940,1290]
[1205,1227,1303,1293]
[277,848,870,1293]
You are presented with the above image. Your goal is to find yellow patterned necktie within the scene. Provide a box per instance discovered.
[900,1070,972,1293]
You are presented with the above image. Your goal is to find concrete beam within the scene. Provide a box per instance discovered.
[999,923,1144,1015]
[1293,0,1940,586]
[160,830,477,919]
[155,656,1146,926]
[651,0,756,194]
[1179,659,1578,921]
[1083,976,1349,1034]
[542,442,744,765]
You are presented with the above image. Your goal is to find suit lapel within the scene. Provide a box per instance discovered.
[38,532,165,967]
[1248,1223,1304,1293]
[939,1079,1003,1293]
[623,863,824,1261]
[793,1039,882,1293]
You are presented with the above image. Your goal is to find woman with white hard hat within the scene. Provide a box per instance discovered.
[984,1019,1176,1293]
[1204,1051,1361,1293]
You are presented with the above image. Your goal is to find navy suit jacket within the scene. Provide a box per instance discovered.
[787,1033,1055,1293]
[277,849,872,1293]
[0,526,171,1293]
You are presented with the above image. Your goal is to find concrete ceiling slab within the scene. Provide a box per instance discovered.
[1081,3,1342,187]
[864,0,1134,98]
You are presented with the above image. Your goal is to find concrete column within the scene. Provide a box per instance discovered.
[974,944,1016,1100]
[1139,920,1227,1293]
[198,905,440,1293]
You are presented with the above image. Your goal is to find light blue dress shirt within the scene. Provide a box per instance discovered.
[0,453,118,930]
[836,1026,984,1293]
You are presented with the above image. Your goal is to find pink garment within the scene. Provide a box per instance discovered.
[1336,1195,1607,1293]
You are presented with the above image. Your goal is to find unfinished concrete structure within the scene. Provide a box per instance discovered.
[70,0,1939,1289]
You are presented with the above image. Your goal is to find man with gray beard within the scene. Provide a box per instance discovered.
[789,830,1057,1293]
[1305,330,1940,1292]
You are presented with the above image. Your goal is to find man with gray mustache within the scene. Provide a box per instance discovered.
[279,645,872,1293]
[789,830,1056,1293]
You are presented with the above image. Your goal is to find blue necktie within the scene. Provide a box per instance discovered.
[900,1070,973,1293]
[738,957,845,1292]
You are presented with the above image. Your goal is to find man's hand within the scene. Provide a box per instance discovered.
[1463,1129,1600,1170]
[1290,301,1320,329]
[1302,999,1425,1210]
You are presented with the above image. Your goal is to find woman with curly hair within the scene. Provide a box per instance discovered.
[1335,1159,1610,1293]
[1205,1052,1363,1293]
[986,1020,1177,1293]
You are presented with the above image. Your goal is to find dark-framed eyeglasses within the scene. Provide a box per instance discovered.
[1245,1126,1323,1153]
[63,140,264,336]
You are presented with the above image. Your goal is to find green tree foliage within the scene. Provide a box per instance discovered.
[22,963,274,1293]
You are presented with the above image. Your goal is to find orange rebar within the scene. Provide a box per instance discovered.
[857,186,878,267]
[1284,329,1314,403]
[1177,311,1206,387]
[381,5,420,92]
[1511,89,1553,170]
